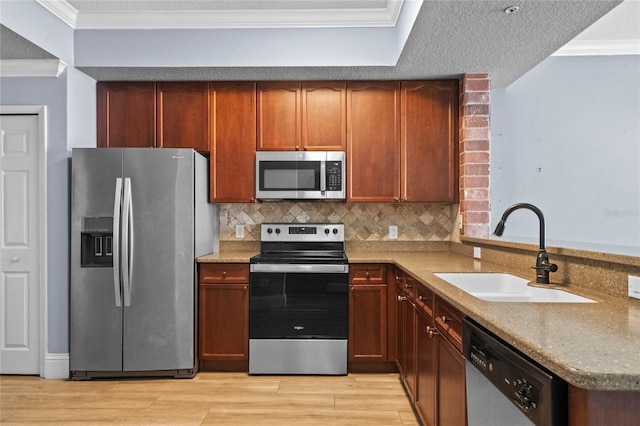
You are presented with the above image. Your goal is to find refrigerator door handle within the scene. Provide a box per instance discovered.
[122,178,133,307]
[112,178,123,307]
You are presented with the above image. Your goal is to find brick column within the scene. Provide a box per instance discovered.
[459,74,491,238]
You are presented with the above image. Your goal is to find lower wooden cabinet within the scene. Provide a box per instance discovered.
[396,269,467,426]
[198,263,249,371]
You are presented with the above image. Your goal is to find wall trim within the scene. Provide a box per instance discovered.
[0,59,67,78]
[44,353,70,379]
[554,39,640,56]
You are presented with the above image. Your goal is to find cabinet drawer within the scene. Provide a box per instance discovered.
[434,296,463,352]
[199,263,249,283]
[415,285,434,316]
[350,264,387,284]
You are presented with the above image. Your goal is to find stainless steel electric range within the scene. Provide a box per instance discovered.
[249,223,348,375]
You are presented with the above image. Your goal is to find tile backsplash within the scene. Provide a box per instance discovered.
[219,202,455,242]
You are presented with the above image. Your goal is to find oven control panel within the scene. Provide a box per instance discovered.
[261,223,344,242]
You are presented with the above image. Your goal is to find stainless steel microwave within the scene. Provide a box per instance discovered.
[255,151,346,200]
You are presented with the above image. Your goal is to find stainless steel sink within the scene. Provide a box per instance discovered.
[434,273,595,303]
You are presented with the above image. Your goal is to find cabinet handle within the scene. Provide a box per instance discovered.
[441,315,450,324]
[427,326,439,338]
[397,295,407,301]
[365,272,371,279]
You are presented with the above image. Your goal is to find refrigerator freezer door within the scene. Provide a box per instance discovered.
[70,148,124,372]
[122,149,195,371]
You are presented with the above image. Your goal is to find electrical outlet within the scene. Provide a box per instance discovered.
[235,225,245,239]
[389,225,398,240]
[629,276,640,300]
[473,247,481,259]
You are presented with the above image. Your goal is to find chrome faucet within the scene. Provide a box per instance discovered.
[493,203,558,284]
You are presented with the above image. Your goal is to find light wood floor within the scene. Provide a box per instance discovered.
[1,372,420,425]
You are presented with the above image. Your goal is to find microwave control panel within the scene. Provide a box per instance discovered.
[326,161,343,191]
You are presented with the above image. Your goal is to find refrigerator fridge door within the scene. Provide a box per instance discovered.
[70,148,124,372]
[121,149,195,371]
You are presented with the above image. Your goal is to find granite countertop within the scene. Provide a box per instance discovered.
[197,250,640,391]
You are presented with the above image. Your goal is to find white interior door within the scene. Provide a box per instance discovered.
[0,114,41,374]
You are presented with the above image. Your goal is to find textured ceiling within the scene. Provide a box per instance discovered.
[2,0,636,87]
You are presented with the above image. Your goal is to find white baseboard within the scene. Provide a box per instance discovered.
[43,353,69,379]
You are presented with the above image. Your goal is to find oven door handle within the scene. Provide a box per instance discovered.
[250,264,349,274]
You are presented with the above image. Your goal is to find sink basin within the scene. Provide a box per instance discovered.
[434,273,595,303]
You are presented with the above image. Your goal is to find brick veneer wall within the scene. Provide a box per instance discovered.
[459,74,491,238]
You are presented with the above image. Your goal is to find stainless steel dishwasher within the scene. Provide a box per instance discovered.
[463,319,568,426]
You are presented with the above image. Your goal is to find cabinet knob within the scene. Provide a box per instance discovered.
[427,326,439,338]
[303,146,308,151]
[365,272,371,279]
[12,256,19,263]
[295,145,300,151]
[243,285,248,291]
[397,295,407,301]
[441,315,450,324]
[394,197,400,202]
[405,283,412,289]
[403,196,407,201]
[222,271,227,278]
[418,295,424,301]
[351,286,355,292]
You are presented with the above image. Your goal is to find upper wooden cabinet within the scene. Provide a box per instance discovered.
[257,81,346,151]
[347,80,458,203]
[97,82,156,148]
[347,81,401,202]
[401,80,458,202]
[210,82,256,203]
[97,81,210,152]
[156,82,209,151]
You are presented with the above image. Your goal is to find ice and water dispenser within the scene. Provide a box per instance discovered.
[80,217,113,267]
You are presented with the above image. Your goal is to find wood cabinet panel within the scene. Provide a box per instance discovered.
[349,264,387,284]
[416,310,437,426]
[199,263,250,283]
[301,82,346,150]
[347,82,401,202]
[210,82,256,203]
[199,282,248,362]
[256,82,300,150]
[156,82,209,151]
[434,297,463,352]
[436,334,466,426]
[97,82,156,148]
[198,263,249,370]
[401,80,458,202]
[349,284,387,362]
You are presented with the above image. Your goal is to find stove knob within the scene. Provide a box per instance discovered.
[333,228,338,234]
[267,228,273,234]
[325,228,330,235]
[275,228,281,234]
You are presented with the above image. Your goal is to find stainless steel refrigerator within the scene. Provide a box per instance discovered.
[70,148,218,379]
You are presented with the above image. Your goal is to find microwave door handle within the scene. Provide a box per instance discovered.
[320,161,326,192]
[112,178,123,308]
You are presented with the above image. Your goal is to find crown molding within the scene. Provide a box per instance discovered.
[554,39,640,56]
[0,59,67,77]
[36,0,78,28]
[35,0,403,30]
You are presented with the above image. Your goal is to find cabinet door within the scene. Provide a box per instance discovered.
[156,82,209,152]
[97,82,156,148]
[210,82,256,203]
[401,80,458,202]
[301,82,346,151]
[349,284,387,361]
[257,82,300,150]
[347,82,400,202]
[199,282,249,362]
[416,311,437,426]
[437,336,467,426]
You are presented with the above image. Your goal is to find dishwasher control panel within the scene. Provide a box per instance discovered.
[463,319,567,426]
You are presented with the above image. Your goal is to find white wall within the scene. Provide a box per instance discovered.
[491,55,640,255]
[1,0,97,357]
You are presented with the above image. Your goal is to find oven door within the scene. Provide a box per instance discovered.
[249,264,349,340]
